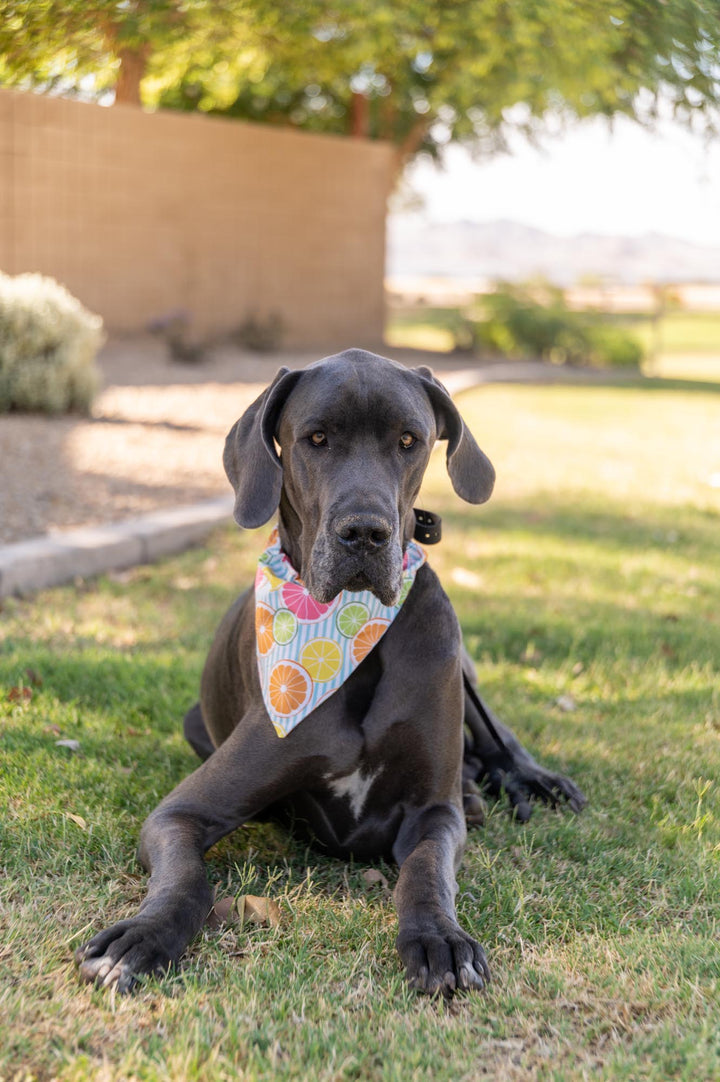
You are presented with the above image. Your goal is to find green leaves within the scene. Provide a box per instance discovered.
[1,1,719,158]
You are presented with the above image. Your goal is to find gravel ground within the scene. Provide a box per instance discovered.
[0,339,472,546]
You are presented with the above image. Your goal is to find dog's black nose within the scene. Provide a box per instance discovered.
[335,516,392,553]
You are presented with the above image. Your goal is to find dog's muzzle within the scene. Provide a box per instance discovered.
[306,514,403,606]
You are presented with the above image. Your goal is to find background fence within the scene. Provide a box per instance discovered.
[0,89,394,348]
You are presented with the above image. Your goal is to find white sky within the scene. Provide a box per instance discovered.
[401,113,720,247]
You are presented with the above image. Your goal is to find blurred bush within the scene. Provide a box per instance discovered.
[147,308,205,363]
[231,311,285,353]
[0,272,104,414]
[472,282,644,368]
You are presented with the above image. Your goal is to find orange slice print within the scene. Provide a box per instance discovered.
[351,619,390,665]
[255,603,275,655]
[268,661,312,716]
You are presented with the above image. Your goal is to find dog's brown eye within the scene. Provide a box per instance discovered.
[310,431,327,447]
[399,432,416,450]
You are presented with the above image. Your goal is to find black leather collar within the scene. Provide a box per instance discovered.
[413,508,442,545]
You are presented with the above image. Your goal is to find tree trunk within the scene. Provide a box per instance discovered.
[114,45,150,106]
[350,92,370,138]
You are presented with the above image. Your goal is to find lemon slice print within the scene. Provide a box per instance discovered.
[273,608,297,645]
[263,567,286,591]
[300,638,343,682]
[336,601,370,638]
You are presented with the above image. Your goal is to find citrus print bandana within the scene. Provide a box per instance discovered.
[255,528,426,737]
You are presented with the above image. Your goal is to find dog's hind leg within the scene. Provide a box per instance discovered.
[461,650,586,821]
[183,702,215,761]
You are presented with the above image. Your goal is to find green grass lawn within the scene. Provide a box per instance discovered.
[2,380,720,1081]
[386,305,460,352]
[629,311,720,357]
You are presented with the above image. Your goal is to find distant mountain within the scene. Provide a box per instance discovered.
[386,216,720,285]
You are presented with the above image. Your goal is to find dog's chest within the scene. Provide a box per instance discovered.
[325,765,383,820]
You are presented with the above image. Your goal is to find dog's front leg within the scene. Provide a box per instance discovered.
[75,811,214,993]
[393,804,489,996]
[75,713,291,992]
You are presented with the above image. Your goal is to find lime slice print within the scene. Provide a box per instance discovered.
[336,601,369,638]
[300,638,343,682]
[397,576,414,606]
[273,608,297,645]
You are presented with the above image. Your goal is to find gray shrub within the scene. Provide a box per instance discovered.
[0,273,104,414]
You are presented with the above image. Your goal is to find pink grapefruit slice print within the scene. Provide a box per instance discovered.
[282,581,335,621]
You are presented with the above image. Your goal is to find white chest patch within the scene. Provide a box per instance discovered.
[327,767,381,820]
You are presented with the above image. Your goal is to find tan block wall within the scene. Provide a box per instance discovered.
[0,89,394,348]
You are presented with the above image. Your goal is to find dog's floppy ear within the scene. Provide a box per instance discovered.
[223,367,303,528]
[414,367,495,504]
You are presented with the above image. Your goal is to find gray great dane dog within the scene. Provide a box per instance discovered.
[76,349,584,995]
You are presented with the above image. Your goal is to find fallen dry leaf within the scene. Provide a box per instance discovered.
[66,813,87,830]
[206,894,282,931]
[8,686,32,703]
[55,739,81,752]
[208,897,236,928]
[243,895,282,927]
[361,868,389,891]
[555,694,577,713]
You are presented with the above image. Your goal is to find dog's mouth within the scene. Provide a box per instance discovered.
[341,569,400,604]
[305,545,404,607]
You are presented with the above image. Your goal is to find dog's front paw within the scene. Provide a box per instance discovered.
[75,918,178,993]
[396,920,489,997]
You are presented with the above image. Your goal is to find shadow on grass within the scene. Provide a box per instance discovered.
[636,374,720,395]
[458,590,718,669]
[440,498,719,555]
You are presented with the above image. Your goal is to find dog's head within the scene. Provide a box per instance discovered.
[224,349,494,605]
